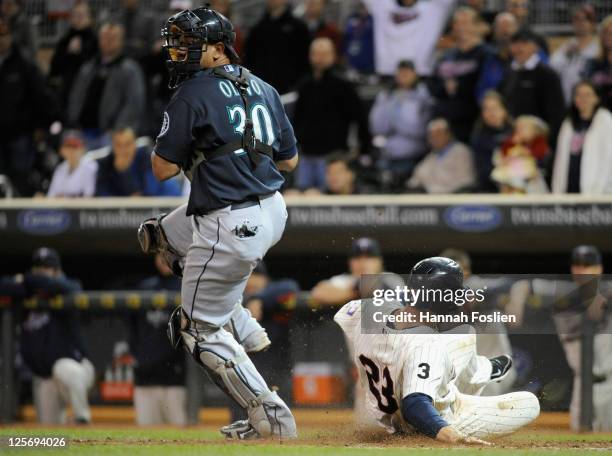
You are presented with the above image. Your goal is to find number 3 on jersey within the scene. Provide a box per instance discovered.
[228,103,275,146]
[359,354,398,414]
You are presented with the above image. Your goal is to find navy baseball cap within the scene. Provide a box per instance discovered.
[349,238,382,258]
[571,245,602,266]
[32,247,62,269]
[397,59,415,70]
[61,130,85,148]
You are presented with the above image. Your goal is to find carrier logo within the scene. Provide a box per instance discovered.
[18,210,71,235]
[444,205,502,232]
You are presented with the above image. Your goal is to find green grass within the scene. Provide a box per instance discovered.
[0,427,610,456]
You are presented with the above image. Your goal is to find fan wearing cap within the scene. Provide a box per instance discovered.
[552,245,612,431]
[369,59,433,186]
[47,131,98,198]
[500,28,565,146]
[0,248,94,424]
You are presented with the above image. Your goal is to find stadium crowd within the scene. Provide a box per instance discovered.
[3,0,612,197]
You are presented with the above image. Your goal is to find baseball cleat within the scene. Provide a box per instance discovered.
[489,354,513,382]
[220,420,261,440]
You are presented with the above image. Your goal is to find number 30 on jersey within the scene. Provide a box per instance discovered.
[228,103,276,146]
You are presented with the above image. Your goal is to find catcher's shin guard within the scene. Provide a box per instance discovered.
[181,324,296,438]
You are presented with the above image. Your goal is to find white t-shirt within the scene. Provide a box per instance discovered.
[362,0,456,76]
[47,159,98,198]
[550,37,600,104]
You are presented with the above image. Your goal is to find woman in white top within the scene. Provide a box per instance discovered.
[47,131,98,197]
[552,81,612,194]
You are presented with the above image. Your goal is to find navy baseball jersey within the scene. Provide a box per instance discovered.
[153,64,298,216]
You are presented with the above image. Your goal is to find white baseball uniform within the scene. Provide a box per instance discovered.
[335,300,540,439]
[33,358,95,424]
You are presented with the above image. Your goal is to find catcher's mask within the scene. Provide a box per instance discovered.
[161,6,239,89]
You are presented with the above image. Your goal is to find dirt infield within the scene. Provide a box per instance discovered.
[18,406,572,428]
[17,427,612,451]
[7,409,612,451]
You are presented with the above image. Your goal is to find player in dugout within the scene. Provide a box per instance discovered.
[553,245,612,431]
[311,237,403,307]
[0,248,93,424]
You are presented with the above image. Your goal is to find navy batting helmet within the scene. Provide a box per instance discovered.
[571,245,602,266]
[409,256,465,313]
[161,5,239,88]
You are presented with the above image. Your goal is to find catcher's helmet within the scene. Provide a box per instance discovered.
[409,256,465,313]
[161,6,239,88]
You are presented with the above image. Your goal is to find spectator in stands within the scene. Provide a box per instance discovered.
[361,0,456,76]
[504,0,548,56]
[491,115,549,193]
[322,153,363,195]
[0,19,60,197]
[430,7,491,142]
[47,131,98,198]
[370,59,433,182]
[470,91,513,192]
[95,127,181,197]
[48,1,98,111]
[550,4,600,105]
[0,248,93,424]
[244,0,311,94]
[210,0,243,55]
[476,12,518,103]
[342,1,374,74]
[293,38,370,192]
[407,118,476,193]
[67,21,145,149]
[584,15,612,113]
[552,81,612,194]
[462,0,496,29]
[129,254,186,426]
[0,0,35,58]
[440,1,493,46]
[500,28,565,147]
[303,0,341,52]
[114,0,157,60]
